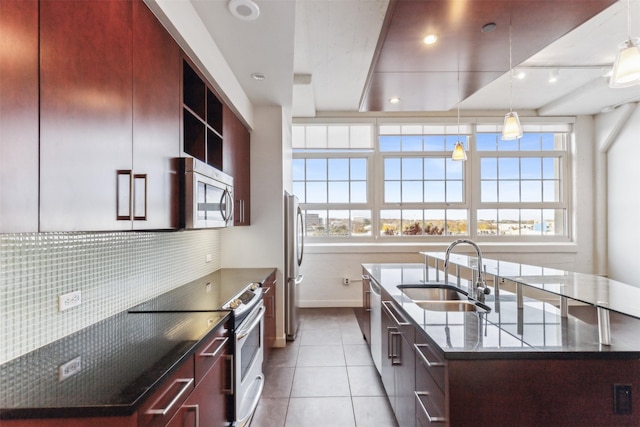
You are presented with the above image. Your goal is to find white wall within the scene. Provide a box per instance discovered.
[606,104,640,286]
[221,106,288,346]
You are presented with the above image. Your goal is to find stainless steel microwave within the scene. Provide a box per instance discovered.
[179,157,233,228]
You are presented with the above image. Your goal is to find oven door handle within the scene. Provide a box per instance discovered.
[236,305,265,340]
[235,374,264,427]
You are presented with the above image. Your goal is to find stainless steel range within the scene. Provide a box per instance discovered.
[222,282,265,427]
[128,271,267,427]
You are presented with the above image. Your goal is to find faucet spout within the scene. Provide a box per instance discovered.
[443,239,490,302]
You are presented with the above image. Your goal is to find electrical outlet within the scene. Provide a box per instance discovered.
[206,254,212,263]
[58,291,81,312]
[343,277,350,285]
[205,282,212,293]
[58,356,81,382]
[614,384,632,414]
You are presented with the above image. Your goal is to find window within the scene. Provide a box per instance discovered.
[377,124,470,237]
[292,121,571,242]
[475,124,568,238]
[292,124,374,237]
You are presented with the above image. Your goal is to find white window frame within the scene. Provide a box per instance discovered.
[292,118,573,243]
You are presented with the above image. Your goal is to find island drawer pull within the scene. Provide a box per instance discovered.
[415,343,445,367]
[146,378,194,416]
[183,404,200,427]
[415,391,446,423]
[382,300,410,326]
[199,336,228,358]
[262,286,271,294]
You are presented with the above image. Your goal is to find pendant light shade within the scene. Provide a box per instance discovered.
[452,141,467,161]
[502,23,523,141]
[610,38,640,88]
[502,111,523,140]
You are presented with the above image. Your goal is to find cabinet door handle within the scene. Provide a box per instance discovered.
[262,286,271,295]
[414,343,445,367]
[415,391,446,423]
[390,331,402,365]
[222,355,233,394]
[133,173,147,220]
[146,378,194,415]
[116,170,132,220]
[199,336,228,358]
[183,404,200,427]
[381,301,410,326]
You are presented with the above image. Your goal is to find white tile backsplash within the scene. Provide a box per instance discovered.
[0,230,221,364]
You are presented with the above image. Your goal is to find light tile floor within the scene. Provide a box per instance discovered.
[250,308,398,427]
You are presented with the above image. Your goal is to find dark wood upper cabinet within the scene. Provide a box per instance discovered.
[39,0,134,231]
[222,104,251,226]
[0,0,39,233]
[132,0,181,230]
[39,0,179,231]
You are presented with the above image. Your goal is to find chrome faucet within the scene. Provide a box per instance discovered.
[443,239,490,303]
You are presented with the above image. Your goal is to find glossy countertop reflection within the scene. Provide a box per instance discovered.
[0,311,230,419]
[363,263,640,360]
[422,252,640,319]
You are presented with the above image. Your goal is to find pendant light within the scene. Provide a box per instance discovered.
[452,72,467,161]
[502,22,523,141]
[610,0,640,88]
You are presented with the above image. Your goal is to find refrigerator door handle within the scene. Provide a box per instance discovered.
[294,274,303,285]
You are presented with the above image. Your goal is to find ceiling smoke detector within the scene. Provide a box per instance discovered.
[228,0,260,21]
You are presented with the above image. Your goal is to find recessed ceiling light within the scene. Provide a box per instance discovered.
[513,70,526,80]
[228,0,260,21]
[548,68,559,83]
[389,97,401,104]
[251,73,266,81]
[481,22,497,33]
[423,34,438,45]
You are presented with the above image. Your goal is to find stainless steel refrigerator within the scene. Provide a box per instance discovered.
[284,191,304,341]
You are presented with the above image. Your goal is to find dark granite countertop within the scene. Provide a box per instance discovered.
[363,263,640,360]
[0,267,275,420]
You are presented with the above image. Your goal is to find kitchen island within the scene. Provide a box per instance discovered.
[361,259,640,427]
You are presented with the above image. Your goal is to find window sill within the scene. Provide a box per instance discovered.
[305,241,579,255]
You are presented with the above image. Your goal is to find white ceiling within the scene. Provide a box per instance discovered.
[190,0,640,118]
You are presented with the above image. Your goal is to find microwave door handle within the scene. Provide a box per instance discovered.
[221,188,233,223]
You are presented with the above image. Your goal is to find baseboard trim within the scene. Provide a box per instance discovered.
[299,300,361,308]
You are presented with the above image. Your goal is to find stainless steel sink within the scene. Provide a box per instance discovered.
[415,300,488,312]
[398,284,467,301]
[397,284,490,313]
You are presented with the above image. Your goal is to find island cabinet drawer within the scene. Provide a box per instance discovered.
[137,357,195,427]
[414,339,446,393]
[415,390,446,426]
[194,321,230,384]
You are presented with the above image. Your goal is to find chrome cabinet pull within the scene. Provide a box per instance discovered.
[364,290,371,312]
[146,378,194,415]
[415,391,446,423]
[381,300,410,326]
[199,336,228,358]
[390,330,402,365]
[183,404,200,427]
[414,343,445,367]
[116,170,132,220]
[223,355,233,394]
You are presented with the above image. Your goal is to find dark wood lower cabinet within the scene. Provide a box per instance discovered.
[380,291,415,427]
[167,350,231,427]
